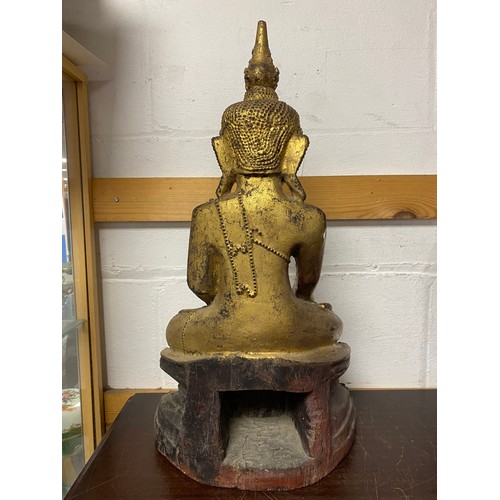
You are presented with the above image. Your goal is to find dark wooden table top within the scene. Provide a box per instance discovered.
[67,390,436,499]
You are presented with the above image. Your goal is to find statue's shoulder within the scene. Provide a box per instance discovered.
[191,200,216,221]
[282,199,326,235]
[191,195,236,220]
[302,202,326,219]
[291,200,326,223]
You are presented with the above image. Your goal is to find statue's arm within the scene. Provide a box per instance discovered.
[187,209,218,305]
[293,211,326,302]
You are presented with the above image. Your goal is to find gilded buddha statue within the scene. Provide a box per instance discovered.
[166,21,342,356]
[156,21,355,491]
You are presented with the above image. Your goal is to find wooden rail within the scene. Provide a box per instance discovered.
[93,175,436,222]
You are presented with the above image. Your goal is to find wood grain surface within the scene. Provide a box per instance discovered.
[92,175,437,222]
[67,390,436,499]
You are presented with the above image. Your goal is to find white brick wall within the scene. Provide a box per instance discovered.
[63,0,436,389]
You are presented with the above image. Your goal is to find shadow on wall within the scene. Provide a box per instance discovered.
[63,0,177,175]
[63,0,119,177]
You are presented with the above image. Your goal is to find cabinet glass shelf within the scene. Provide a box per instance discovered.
[62,319,85,337]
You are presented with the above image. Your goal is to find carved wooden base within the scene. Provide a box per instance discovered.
[154,344,356,491]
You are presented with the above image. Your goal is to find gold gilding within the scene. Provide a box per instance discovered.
[244,20,279,90]
[166,21,343,356]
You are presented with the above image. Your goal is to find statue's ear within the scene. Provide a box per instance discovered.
[212,136,237,174]
[281,134,309,175]
[281,134,309,201]
[212,136,237,197]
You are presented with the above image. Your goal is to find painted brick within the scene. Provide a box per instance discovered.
[326,222,437,267]
[102,280,164,388]
[99,223,191,276]
[90,129,436,178]
[315,272,436,388]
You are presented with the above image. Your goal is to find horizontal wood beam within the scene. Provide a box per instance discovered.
[93,175,436,222]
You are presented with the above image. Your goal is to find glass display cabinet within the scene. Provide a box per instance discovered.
[62,54,104,497]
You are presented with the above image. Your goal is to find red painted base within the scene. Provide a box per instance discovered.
[155,344,356,491]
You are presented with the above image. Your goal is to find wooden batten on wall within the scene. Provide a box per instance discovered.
[93,175,437,222]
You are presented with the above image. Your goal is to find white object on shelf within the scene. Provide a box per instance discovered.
[62,388,82,434]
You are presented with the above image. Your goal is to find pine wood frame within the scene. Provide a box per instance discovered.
[93,175,436,222]
[63,55,104,459]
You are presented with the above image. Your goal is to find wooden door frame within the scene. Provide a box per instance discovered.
[63,55,104,459]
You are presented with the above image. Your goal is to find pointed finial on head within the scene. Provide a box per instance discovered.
[251,20,273,66]
[244,20,280,91]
